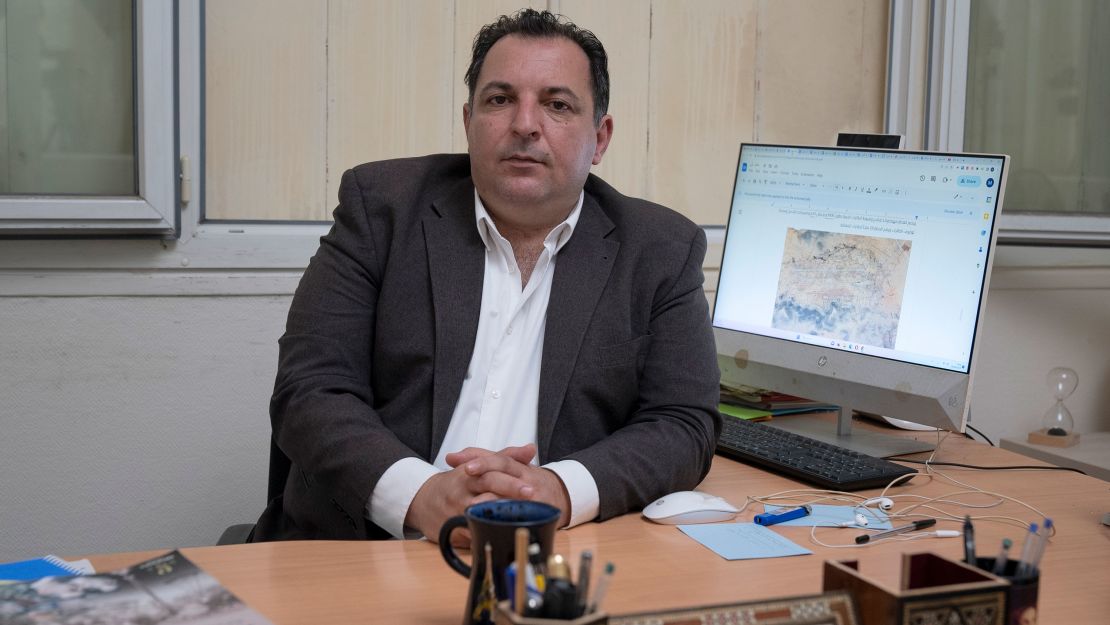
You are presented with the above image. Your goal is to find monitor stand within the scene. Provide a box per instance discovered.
[766,404,936,458]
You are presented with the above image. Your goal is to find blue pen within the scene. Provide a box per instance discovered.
[754,504,811,526]
[1028,518,1053,575]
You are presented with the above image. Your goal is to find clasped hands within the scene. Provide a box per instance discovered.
[405,443,571,546]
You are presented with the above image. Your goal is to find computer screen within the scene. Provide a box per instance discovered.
[713,143,1008,457]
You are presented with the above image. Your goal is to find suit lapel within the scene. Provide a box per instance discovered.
[425,181,485,459]
[537,193,618,461]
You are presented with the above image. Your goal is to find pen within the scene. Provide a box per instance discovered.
[514,528,527,616]
[754,504,812,526]
[990,538,1012,575]
[1014,522,1039,578]
[1028,518,1053,575]
[575,550,592,617]
[963,515,975,564]
[587,562,614,614]
[855,518,936,544]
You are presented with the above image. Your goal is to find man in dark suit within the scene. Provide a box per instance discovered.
[252,9,720,543]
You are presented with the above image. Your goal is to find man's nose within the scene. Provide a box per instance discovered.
[510,101,541,138]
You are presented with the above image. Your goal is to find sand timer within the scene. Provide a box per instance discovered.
[1028,367,1080,447]
[1042,367,1077,436]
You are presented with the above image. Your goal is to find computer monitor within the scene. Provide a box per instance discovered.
[713,143,1008,457]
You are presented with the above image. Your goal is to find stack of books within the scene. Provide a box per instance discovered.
[719,383,839,421]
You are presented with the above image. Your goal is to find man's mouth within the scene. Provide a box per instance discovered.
[504,153,543,164]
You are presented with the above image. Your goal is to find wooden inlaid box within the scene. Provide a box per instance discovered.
[823,553,1011,625]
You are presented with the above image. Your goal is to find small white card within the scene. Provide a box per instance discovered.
[677,522,812,560]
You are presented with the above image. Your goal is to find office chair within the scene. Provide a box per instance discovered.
[217,437,291,545]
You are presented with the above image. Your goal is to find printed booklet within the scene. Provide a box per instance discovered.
[0,550,272,625]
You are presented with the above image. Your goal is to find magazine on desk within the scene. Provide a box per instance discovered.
[0,550,272,625]
[720,383,838,416]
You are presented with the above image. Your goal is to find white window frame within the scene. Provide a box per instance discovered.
[0,0,325,296]
[887,0,1110,246]
[0,0,176,235]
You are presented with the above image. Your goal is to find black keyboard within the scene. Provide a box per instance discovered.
[716,417,918,491]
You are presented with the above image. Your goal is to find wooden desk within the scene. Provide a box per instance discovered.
[88,434,1110,624]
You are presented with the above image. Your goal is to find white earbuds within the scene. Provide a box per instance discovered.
[837,512,872,527]
[839,497,894,527]
[861,497,895,511]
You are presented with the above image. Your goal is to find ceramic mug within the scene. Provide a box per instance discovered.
[439,500,560,625]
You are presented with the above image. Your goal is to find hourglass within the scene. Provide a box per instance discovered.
[1028,367,1081,447]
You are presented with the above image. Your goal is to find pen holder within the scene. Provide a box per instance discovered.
[974,557,1040,625]
[493,601,607,625]
[823,553,1009,625]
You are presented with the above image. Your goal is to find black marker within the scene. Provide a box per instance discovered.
[963,515,976,564]
[575,550,592,617]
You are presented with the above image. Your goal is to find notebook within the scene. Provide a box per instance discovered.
[0,555,90,581]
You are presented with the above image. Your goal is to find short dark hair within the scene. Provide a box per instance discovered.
[465,9,609,125]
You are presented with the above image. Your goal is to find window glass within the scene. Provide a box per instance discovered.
[0,0,135,196]
[965,0,1109,215]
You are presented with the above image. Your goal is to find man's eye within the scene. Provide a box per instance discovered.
[489,95,509,105]
[549,101,570,111]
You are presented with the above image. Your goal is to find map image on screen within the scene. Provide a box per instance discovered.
[772,228,912,349]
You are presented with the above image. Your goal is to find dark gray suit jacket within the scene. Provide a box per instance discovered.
[252,154,720,541]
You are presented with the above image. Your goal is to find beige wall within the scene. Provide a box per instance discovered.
[204,0,888,225]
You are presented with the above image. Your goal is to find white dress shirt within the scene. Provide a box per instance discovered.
[367,190,600,539]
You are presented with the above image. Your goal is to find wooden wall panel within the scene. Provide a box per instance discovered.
[755,0,887,146]
[648,0,758,226]
[205,1,327,221]
[558,0,652,199]
[327,0,455,211]
[201,2,890,225]
[451,1,546,153]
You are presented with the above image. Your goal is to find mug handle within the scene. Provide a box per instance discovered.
[438,515,470,578]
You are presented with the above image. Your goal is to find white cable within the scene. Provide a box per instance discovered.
[916,454,1056,534]
[754,425,1057,546]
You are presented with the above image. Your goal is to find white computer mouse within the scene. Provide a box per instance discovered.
[642,490,739,525]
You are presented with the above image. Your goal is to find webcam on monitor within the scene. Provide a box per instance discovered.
[836,132,905,149]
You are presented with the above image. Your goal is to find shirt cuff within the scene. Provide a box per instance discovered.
[367,457,441,539]
[543,459,599,528]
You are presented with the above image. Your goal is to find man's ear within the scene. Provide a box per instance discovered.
[463,102,471,135]
[592,114,614,166]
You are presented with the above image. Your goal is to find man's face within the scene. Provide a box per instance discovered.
[464,35,612,224]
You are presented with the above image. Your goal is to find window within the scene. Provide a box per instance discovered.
[888,0,1110,246]
[5,1,982,295]
[0,0,175,235]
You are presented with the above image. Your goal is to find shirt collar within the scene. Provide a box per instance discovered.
[474,190,583,254]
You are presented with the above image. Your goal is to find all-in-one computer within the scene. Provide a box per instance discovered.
[714,143,1008,459]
